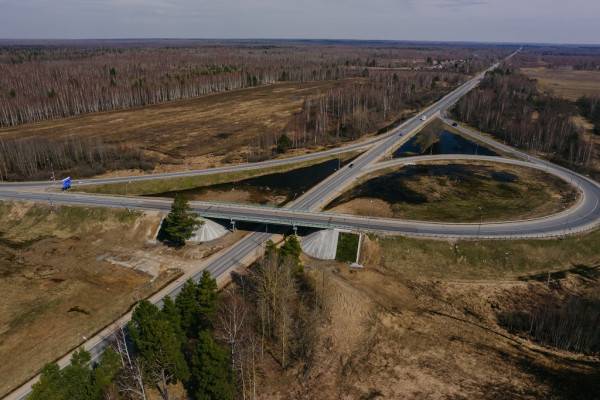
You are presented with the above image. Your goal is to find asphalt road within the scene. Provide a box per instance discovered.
[0,59,498,191]
[2,154,598,239]
[4,50,553,400]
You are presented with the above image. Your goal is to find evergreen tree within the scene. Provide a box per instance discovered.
[129,300,190,392]
[30,363,65,400]
[160,194,201,247]
[176,279,201,337]
[93,348,121,397]
[276,133,292,153]
[61,350,96,400]
[197,271,219,330]
[162,295,186,343]
[265,240,277,258]
[187,331,234,400]
[30,349,117,400]
[279,235,303,274]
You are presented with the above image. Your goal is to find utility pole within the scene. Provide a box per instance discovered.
[477,206,483,239]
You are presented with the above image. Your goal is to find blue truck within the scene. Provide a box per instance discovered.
[61,177,72,191]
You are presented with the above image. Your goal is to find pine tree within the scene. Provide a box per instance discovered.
[162,295,186,343]
[279,235,303,274]
[129,300,190,397]
[176,279,201,338]
[276,134,292,153]
[265,240,277,258]
[30,363,64,400]
[30,349,116,400]
[187,331,234,400]
[197,271,219,331]
[160,194,201,247]
[93,348,121,397]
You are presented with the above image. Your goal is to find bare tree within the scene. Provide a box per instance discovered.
[218,286,248,371]
[112,326,148,400]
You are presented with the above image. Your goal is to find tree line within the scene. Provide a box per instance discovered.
[453,67,594,167]
[251,70,464,159]
[577,96,600,135]
[498,291,600,355]
[0,43,505,127]
[0,135,153,181]
[512,47,600,71]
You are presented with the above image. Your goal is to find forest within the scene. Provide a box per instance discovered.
[29,235,322,400]
[0,40,507,180]
[453,67,595,167]
[0,136,152,181]
[512,45,600,71]
[251,69,464,160]
[0,40,500,127]
[577,96,600,135]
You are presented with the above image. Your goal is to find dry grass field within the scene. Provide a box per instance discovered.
[520,67,600,100]
[327,161,578,223]
[0,80,351,172]
[255,232,600,399]
[0,202,241,398]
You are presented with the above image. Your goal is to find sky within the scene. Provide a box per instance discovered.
[0,0,599,44]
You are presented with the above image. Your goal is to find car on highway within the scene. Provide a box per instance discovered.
[348,163,354,168]
[420,115,428,121]
[452,122,458,127]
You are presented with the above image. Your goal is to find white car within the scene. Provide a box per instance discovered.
[420,115,428,121]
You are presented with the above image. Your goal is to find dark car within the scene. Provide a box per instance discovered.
[452,122,458,127]
[348,163,354,168]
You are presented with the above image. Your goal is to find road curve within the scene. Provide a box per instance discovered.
[2,51,531,400]
[1,154,598,239]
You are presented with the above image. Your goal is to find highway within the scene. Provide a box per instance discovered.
[15,48,591,400]
[1,154,598,239]
[0,60,498,191]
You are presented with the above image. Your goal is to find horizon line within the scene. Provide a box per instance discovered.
[0,37,599,47]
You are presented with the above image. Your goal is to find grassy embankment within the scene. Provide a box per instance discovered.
[79,152,359,196]
[363,229,600,280]
[335,232,360,262]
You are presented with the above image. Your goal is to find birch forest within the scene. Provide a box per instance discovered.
[453,67,594,167]
[0,40,507,179]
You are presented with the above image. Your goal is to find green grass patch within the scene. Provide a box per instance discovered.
[328,162,577,223]
[79,152,358,196]
[374,229,600,280]
[336,232,359,263]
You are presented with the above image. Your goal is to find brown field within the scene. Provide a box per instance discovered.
[521,67,600,100]
[255,232,600,399]
[0,80,351,172]
[0,202,239,397]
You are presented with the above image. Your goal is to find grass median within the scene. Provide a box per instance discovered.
[79,152,358,196]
